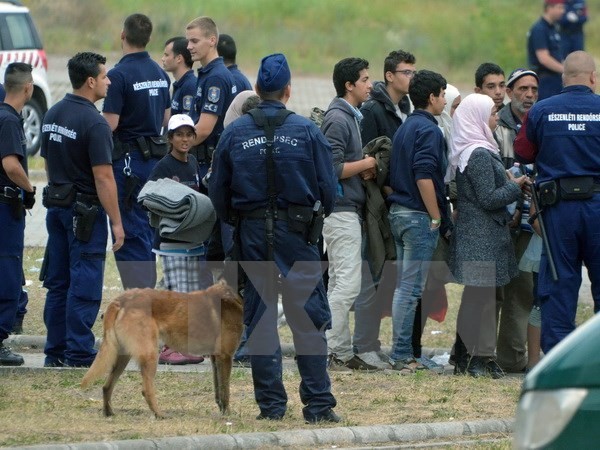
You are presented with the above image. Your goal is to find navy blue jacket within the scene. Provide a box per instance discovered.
[171,70,196,116]
[209,101,336,220]
[103,51,171,143]
[192,57,237,148]
[528,17,563,75]
[0,102,27,187]
[388,110,448,220]
[42,93,113,194]
[228,64,252,91]
[515,85,600,184]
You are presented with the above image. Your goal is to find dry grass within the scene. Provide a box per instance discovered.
[0,365,520,447]
[11,246,594,447]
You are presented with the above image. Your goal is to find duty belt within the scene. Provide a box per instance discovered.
[76,192,101,206]
[189,144,214,164]
[239,208,288,221]
[0,186,20,203]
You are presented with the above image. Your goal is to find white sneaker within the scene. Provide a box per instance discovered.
[356,351,391,370]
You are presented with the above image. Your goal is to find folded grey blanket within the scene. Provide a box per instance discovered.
[137,177,216,245]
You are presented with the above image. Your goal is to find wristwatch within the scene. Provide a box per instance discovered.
[431,218,441,225]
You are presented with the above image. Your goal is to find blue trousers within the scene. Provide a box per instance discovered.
[112,150,157,289]
[539,195,600,353]
[0,203,24,341]
[43,205,108,366]
[239,218,336,420]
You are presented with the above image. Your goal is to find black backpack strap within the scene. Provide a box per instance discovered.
[247,108,294,260]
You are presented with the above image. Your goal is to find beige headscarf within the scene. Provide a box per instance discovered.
[223,90,258,127]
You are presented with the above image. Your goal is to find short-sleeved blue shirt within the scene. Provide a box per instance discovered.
[228,64,252,91]
[528,17,563,73]
[42,93,113,194]
[191,57,237,148]
[171,70,196,116]
[0,102,27,187]
[103,52,171,143]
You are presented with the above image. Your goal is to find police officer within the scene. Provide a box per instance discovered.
[217,33,253,91]
[162,36,196,116]
[527,0,566,100]
[0,62,35,366]
[103,13,171,289]
[514,51,600,353]
[209,53,339,423]
[42,52,124,367]
[185,16,237,182]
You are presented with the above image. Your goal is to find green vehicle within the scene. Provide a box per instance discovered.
[514,313,600,449]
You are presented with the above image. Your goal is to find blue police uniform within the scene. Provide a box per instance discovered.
[190,56,236,180]
[0,102,27,344]
[228,64,252,91]
[103,51,170,289]
[560,1,587,55]
[41,93,114,367]
[170,69,196,116]
[0,84,5,102]
[528,17,564,100]
[209,100,337,421]
[515,85,600,353]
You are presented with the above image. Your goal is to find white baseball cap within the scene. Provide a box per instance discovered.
[168,114,195,131]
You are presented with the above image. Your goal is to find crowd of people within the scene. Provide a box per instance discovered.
[0,0,597,423]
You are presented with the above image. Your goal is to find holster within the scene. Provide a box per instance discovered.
[288,204,313,239]
[538,180,558,207]
[189,144,215,164]
[73,201,99,242]
[307,201,324,245]
[136,136,168,161]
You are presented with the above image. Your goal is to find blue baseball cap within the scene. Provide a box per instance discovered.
[257,53,291,92]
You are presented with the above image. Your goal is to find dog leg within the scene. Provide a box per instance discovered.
[139,354,164,419]
[212,354,233,414]
[102,354,131,417]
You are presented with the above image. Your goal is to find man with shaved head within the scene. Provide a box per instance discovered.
[515,50,600,352]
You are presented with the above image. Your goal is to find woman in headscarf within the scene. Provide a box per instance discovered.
[448,93,527,378]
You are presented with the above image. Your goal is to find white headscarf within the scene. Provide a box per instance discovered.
[449,93,498,176]
[443,84,461,117]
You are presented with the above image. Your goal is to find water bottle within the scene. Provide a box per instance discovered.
[507,163,522,215]
[509,162,522,177]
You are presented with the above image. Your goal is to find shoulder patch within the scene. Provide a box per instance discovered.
[207,87,220,103]
[183,95,193,112]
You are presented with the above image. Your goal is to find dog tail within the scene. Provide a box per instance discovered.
[81,300,121,388]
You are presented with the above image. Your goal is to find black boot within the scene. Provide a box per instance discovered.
[0,342,24,366]
[453,333,468,375]
[11,316,24,335]
[466,355,487,378]
[485,358,506,379]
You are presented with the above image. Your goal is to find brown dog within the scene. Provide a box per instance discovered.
[81,280,243,418]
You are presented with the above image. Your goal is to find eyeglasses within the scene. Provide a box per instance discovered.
[393,69,416,78]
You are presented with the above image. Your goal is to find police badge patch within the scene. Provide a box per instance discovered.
[207,87,221,103]
[183,95,193,112]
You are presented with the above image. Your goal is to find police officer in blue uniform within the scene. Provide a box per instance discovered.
[185,16,237,182]
[527,0,566,100]
[42,52,124,367]
[103,13,170,289]
[0,63,35,366]
[209,53,340,423]
[162,36,196,116]
[515,51,600,353]
[217,33,253,92]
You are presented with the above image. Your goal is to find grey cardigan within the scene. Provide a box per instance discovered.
[449,148,522,287]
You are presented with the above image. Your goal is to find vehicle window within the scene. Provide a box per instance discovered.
[5,14,36,50]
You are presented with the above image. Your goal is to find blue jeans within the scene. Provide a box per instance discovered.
[388,204,439,362]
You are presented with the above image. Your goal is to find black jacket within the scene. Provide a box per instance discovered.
[360,81,411,146]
